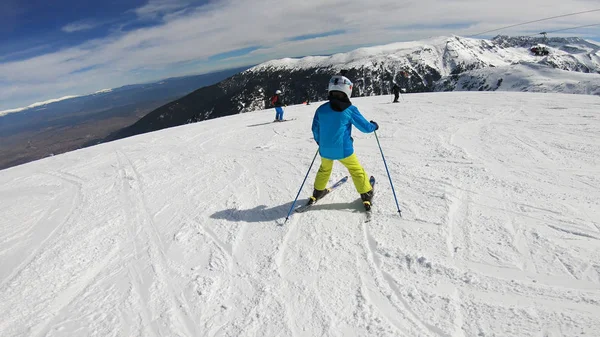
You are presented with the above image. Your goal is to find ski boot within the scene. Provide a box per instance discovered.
[307,188,329,206]
[360,176,375,211]
[360,190,374,211]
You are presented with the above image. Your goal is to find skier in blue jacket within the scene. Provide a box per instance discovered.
[271,90,285,121]
[309,75,378,209]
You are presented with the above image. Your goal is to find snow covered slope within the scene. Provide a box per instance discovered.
[1,92,600,336]
[447,63,600,95]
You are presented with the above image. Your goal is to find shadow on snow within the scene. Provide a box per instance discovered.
[210,198,364,223]
[246,121,275,127]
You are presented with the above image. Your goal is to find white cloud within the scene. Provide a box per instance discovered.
[1,0,599,110]
[62,20,99,33]
[134,0,199,19]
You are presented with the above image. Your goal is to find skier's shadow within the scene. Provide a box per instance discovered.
[247,121,274,127]
[210,199,363,223]
[210,199,307,223]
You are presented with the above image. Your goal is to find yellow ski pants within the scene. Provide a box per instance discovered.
[314,153,372,194]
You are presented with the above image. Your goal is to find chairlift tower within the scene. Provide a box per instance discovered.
[539,32,548,44]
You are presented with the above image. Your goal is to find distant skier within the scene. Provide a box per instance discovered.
[271,90,285,121]
[309,75,378,210]
[392,83,400,103]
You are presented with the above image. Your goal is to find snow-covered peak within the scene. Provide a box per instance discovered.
[248,35,600,78]
[249,36,452,72]
[0,95,80,117]
[94,88,113,94]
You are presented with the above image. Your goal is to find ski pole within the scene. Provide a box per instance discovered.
[374,131,402,216]
[284,149,319,223]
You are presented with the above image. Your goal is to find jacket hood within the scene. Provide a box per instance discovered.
[328,93,352,112]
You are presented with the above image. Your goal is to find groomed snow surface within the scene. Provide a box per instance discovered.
[1,92,599,337]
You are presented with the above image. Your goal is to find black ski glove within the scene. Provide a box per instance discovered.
[370,121,379,131]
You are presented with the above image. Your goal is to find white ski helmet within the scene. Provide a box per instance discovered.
[275,89,282,94]
[328,75,353,98]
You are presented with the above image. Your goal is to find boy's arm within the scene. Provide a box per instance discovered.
[349,106,376,133]
[311,110,320,144]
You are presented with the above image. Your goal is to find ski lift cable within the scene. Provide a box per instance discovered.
[526,23,600,37]
[468,8,600,37]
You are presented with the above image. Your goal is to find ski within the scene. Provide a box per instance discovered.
[273,118,296,123]
[295,176,348,213]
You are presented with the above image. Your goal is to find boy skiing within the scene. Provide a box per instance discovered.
[309,75,379,211]
[271,90,285,121]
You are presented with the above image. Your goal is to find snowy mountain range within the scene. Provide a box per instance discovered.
[104,35,600,142]
[254,35,600,94]
[2,91,599,336]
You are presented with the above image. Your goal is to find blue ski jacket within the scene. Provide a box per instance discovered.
[312,101,376,160]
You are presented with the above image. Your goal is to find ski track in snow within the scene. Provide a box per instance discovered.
[1,92,600,336]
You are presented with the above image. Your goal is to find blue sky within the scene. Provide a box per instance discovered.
[1,0,599,111]
[1,0,140,61]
